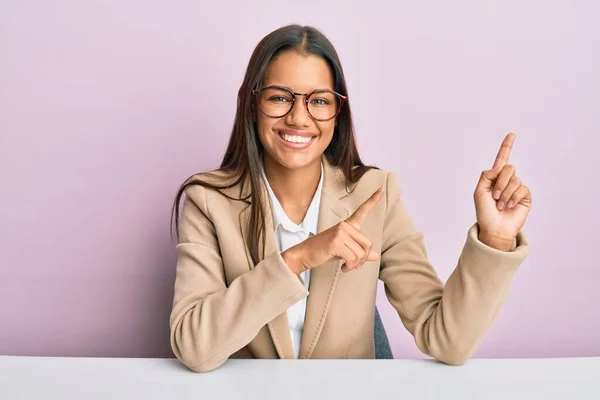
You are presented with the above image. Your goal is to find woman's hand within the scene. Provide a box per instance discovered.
[282,187,385,275]
[474,133,532,251]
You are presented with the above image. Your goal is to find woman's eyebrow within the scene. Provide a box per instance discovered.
[267,84,335,93]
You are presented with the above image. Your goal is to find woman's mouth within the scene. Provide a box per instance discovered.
[276,131,317,149]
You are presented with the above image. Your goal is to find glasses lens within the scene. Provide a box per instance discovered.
[259,87,293,117]
[307,90,340,120]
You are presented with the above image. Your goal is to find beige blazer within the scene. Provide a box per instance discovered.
[169,155,530,372]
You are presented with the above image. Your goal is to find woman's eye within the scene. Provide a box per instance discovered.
[268,96,291,102]
[310,98,329,106]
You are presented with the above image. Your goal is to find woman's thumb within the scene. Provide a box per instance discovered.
[477,166,502,190]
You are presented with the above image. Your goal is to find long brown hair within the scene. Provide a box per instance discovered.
[171,24,376,265]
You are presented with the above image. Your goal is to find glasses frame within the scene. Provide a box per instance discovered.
[251,85,347,122]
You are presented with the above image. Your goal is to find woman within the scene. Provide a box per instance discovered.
[169,25,531,373]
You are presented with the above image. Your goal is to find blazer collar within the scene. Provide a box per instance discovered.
[239,154,352,359]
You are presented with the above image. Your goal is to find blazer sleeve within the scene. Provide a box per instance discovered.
[169,185,308,373]
[378,172,530,365]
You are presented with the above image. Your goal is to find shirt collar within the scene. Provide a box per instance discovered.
[261,161,323,235]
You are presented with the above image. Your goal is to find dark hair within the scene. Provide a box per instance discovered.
[171,24,376,265]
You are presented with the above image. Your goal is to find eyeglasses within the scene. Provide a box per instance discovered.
[252,85,347,122]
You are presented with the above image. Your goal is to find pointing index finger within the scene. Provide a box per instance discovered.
[492,133,516,170]
[346,187,384,227]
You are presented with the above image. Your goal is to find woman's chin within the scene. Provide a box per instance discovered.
[269,151,320,171]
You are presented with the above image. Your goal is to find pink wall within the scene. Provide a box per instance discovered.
[1,1,598,359]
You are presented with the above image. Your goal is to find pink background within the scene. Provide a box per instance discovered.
[1,1,598,359]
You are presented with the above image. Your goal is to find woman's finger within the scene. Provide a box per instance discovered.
[474,166,502,196]
[507,185,532,209]
[339,244,359,273]
[497,175,521,210]
[346,187,384,228]
[342,239,365,270]
[492,165,516,200]
[341,221,374,266]
[492,133,516,170]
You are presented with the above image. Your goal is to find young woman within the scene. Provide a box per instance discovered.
[169,25,532,373]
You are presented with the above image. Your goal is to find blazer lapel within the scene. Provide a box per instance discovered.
[239,175,296,359]
[238,157,352,360]
[298,156,351,359]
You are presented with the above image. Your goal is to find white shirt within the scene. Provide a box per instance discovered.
[261,162,324,358]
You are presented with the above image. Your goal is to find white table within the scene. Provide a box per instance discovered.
[1,356,598,399]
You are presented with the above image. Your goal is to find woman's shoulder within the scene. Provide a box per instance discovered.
[185,168,238,184]
[355,165,387,179]
[182,168,245,205]
[354,165,401,187]
[352,165,403,199]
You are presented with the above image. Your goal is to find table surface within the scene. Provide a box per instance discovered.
[1,355,599,400]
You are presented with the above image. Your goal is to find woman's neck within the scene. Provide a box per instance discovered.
[263,155,322,224]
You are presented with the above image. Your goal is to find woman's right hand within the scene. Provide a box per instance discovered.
[282,186,385,275]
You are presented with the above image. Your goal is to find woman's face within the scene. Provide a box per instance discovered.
[256,51,336,172]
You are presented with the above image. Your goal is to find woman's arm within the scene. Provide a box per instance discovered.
[379,172,530,365]
[169,186,308,372]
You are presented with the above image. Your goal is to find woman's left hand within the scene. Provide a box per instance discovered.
[473,133,532,251]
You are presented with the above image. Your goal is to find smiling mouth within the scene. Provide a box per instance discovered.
[278,131,317,144]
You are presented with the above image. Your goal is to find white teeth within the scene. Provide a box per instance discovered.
[281,133,312,144]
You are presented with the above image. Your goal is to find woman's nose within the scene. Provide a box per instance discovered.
[285,97,311,127]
